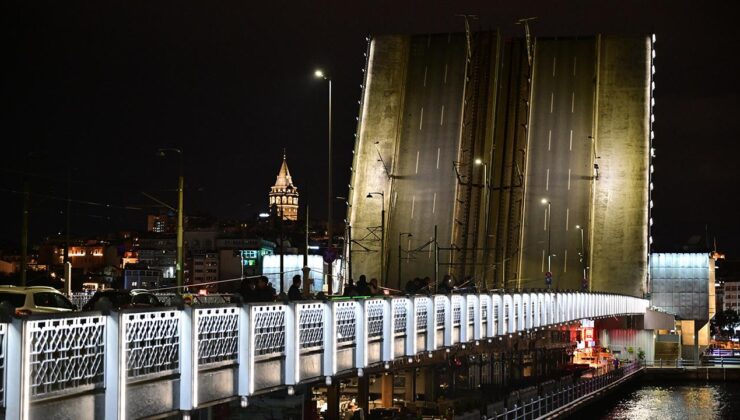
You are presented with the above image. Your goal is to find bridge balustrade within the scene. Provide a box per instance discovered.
[0,291,648,419]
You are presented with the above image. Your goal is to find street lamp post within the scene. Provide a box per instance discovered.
[158,148,184,293]
[314,69,333,295]
[475,158,490,288]
[366,192,385,285]
[576,225,588,290]
[541,198,551,274]
[398,232,412,285]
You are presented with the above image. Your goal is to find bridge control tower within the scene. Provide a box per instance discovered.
[347,32,654,297]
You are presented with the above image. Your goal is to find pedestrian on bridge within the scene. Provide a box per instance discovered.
[288,275,303,300]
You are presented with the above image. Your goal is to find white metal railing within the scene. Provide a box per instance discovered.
[487,362,642,419]
[0,291,648,419]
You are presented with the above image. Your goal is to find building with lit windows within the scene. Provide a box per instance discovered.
[724,282,740,312]
[268,153,299,221]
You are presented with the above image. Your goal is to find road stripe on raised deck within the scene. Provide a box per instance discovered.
[415,150,420,174]
[440,106,445,126]
[419,107,424,130]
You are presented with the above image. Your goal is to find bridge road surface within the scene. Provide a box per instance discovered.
[385,33,466,289]
[520,38,596,289]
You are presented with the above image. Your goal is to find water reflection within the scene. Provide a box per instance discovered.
[597,383,740,419]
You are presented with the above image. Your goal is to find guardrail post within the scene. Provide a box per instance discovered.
[104,312,123,420]
[5,318,25,420]
[323,301,335,379]
[180,306,195,411]
[237,304,250,398]
[284,303,297,386]
[381,299,392,361]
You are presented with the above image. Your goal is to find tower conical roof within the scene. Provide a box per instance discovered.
[274,153,294,188]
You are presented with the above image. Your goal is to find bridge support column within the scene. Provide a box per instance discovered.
[404,370,416,403]
[326,381,341,420]
[381,373,394,407]
[357,375,370,415]
[421,367,437,401]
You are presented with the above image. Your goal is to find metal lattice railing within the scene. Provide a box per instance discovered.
[297,303,324,350]
[452,296,462,326]
[393,299,408,334]
[27,315,106,398]
[0,323,6,406]
[196,307,239,366]
[66,293,94,309]
[366,299,384,339]
[435,298,446,328]
[252,305,286,357]
[124,310,180,379]
[335,302,357,345]
[415,297,430,332]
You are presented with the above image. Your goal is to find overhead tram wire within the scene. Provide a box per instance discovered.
[0,187,143,211]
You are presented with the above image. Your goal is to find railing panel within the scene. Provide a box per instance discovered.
[295,302,325,383]
[27,314,106,399]
[195,306,239,367]
[249,304,286,393]
[332,300,359,374]
[124,309,180,380]
[363,298,385,366]
[391,297,410,359]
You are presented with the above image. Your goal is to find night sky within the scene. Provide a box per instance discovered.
[2,1,738,256]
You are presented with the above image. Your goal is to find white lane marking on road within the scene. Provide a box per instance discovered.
[411,196,416,219]
[544,208,548,231]
[553,56,557,77]
[436,148,441,169]
[541,250,546,272]
[565,208,570,231]
[423,66,428,87]
[571,92,575,113]
[548,130,552,151]
[546,168,550,191]
[564,249,568,272]
[415,150,420,174]
[444,64,448,84]
[440,105,445,125]
[432,192,437,214]
[393,191,398,208]
[419,107,424,130]
[567,169,571,190]
[569,129,573,151]
[573,57,577,76]
[550,92,554,113]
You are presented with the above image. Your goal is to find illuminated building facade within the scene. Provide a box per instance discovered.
[269,153,299,221]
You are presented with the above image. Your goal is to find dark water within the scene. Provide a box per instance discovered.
[580,381,740,419]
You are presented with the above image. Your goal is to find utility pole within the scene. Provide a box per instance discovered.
[398,233,412,285]
[20,179,29,286]
[157,148,184,293]
[302,205,311,297]
[279,206,285,295]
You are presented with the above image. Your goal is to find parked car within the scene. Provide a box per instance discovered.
[81,289,162,311]
[0,286,76,315]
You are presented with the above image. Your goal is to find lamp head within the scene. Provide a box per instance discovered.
[474,158,483,165]
[541,198,549,205]
[366,193,373,198]
[314,69,325,79]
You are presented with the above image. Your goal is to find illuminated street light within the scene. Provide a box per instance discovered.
[476,158,490,288]
[542,199,552,276]
[314,68,333,294]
